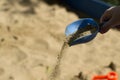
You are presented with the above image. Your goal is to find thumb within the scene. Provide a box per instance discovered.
[99,19,115,34]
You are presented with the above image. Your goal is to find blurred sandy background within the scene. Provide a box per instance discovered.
[0,0,120,80]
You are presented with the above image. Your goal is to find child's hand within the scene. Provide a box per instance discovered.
[100,6,120,34]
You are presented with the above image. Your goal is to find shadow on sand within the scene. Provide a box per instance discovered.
[42,0,89,18]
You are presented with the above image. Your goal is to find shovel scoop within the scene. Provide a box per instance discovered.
[65,18,100,46]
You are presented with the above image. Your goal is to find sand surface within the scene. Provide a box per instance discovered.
[0,0,120,80]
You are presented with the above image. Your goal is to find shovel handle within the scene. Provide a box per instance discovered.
[99,22,106,32]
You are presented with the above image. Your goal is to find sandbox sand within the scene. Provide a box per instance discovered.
[0,0,120,80]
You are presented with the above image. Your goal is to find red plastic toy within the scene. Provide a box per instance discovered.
[92,72,118,80]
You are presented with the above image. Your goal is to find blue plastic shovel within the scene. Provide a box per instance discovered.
[65,18,103,46]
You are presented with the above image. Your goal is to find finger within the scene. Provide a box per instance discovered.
[115,25,120,30]
[100,7,115,23]
[100,10,112,23]
[100,19,115,34]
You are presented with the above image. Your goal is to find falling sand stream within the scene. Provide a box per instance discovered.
[50,25,97,80]
[50,41,69,80]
